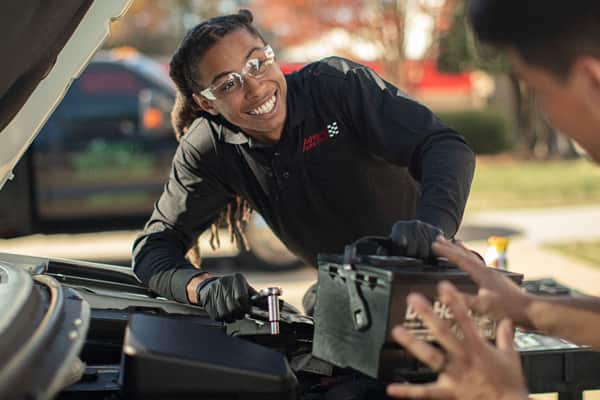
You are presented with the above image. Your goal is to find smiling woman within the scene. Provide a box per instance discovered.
[167,10,282,265]
[168,10,283,141]
[132,8,475,323]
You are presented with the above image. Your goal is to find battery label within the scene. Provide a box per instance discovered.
[402,299,497,341]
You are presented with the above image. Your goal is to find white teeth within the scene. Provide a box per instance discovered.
[249,95,276,115]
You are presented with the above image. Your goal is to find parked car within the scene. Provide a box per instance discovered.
[0,42,297,269]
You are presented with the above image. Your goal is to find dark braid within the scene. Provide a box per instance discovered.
[170,9,263,267]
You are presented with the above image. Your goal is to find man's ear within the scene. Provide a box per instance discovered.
[192,93,219,116]
[572,56,600,99]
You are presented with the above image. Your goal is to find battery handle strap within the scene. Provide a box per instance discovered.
[344,236,395,264]
[341,238,390,331]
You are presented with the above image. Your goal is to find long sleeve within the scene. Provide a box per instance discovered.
[318,58,475,236]
[132,130,234,303]
[412,133,475,236]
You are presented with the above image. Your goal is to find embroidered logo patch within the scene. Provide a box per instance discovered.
[303,121,339,152]
[327,122,339,138]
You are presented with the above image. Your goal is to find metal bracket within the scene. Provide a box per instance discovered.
[343,243,370,331]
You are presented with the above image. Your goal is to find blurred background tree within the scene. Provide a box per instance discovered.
[105,0,450,87]
[101,0,581,159]
[105,0,248,56]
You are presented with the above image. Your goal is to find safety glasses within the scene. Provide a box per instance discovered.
[200,45,275,101]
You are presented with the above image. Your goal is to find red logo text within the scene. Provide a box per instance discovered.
[302,130,329,152]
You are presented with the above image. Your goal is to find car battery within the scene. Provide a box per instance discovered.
[312,236,523,379]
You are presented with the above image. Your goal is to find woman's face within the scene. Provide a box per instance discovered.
[192,28,287,144]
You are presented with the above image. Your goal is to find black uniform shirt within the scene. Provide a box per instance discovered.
[132,57,475,303]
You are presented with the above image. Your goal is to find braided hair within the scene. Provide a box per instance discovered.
[169,9,263,267]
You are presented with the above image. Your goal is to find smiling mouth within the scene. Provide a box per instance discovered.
[247,91,277,116]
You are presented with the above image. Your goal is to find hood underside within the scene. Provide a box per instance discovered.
[0,1,93,133]
[0,0,132,190]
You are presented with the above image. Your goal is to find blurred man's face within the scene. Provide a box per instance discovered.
[510,51,600,162]
[193,28,287,144]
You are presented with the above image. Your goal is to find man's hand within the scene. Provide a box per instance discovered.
[432,236,534,329]
[390,220,443,260]
[196,273,253,322]
[387,282,529,400]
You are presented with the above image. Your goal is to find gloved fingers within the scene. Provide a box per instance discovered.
[217,285,237,323]
[416,222,443,259]
[231,273,249,291]
[247,284,258,297]
[390,225,409,250]
[215,286,230,321]
[232,273,251,311]
[415,242,430,259]
[236,293,250,312]
[230,307,247,321]
[406,232,419,258]
[222,294,245,323]
[221,313,236,324]
[203,300,219,320]
[390,220,446,259]
[225,292,241,316]
[429,228,444,243]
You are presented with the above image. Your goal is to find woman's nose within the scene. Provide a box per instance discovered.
[244,75,265,99]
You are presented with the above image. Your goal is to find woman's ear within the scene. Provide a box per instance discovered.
[192,93,219,116]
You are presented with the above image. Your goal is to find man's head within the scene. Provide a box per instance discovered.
[468,0,600,161]
[169,10,287,143]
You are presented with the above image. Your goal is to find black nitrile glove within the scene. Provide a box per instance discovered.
[390,220,444,260]
[196,273,253,322]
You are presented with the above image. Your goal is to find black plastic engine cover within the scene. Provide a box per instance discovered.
[312,252,523,379]
[121,313,298,399]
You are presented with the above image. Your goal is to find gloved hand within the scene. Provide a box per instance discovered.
[390,220,444,260]
[196,273,253,322]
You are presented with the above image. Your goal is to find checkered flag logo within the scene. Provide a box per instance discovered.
[327,121,339,138]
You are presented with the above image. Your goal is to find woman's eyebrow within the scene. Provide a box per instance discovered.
[245,46,263,59]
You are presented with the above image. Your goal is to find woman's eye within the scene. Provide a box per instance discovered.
[257,60,268,72]
[220,80,237,92]
[247,59,261,74]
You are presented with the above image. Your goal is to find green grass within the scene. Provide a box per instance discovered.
[468,158,600,270]
[545,241,600,270]
[467,159,600,212]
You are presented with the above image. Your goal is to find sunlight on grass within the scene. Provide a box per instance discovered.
[545,240,600,271]
[467,159,600,212]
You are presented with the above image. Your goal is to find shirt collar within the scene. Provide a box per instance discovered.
[219,125,274,148]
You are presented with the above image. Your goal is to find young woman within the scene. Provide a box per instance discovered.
[132,10,475,322]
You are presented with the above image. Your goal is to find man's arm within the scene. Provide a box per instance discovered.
[527,295,600,348]
[433,236,600,349]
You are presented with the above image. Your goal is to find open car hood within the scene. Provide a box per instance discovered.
[0,2,132,399]
[0,0,133,191]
